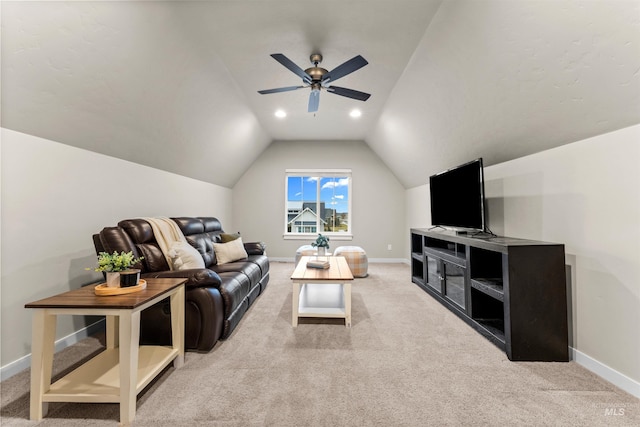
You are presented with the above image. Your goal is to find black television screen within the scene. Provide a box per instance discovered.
[429,158,486,231]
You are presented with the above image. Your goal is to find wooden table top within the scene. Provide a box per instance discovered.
[25,278,187,310]
[291,256,354,282]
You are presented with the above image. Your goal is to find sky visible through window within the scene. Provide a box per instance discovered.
[288,176,349,214]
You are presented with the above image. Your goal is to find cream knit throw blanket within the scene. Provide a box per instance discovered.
[142,217,186,269]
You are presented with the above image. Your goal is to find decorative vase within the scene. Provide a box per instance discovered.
[106,272,120,288]
[317,247,326,256]
[119,269,141,288]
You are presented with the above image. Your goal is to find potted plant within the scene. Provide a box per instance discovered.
[88,251,144,288]
[311,234,330,256]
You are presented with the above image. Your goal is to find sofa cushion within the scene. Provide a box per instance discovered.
[213,238,248,264]
[247,254,270,277]
[173,217,218,266]
[216,272,250,317]
[169,241,205,270]
[220,232,241,243]
[136,243,170,272]
[213,260,261,290]
[171,217,205,235]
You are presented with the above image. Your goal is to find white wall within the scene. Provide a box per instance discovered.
[4,125,638,396]
[232,140,406,260]
[0,128,233,369]
[405,124,640,395]
[367,0,640,189]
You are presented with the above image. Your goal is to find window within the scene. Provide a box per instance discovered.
[285,169,352,237]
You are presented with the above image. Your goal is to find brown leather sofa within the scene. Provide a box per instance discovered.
[93,217,269,352]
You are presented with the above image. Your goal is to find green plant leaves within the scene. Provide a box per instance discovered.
[311,233,330,249]
[89,251,144,272]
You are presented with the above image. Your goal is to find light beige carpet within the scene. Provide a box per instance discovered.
[1,262,638,426]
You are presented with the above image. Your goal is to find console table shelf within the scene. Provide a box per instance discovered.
[476,318,506,343]
[25,278,187,425]
[410,228,569,362]
[44,346,177,402]
[470,278,504,301]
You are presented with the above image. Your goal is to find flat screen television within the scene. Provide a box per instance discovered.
[429,158,486,232]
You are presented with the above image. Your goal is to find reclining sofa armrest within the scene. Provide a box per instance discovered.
[244,241,267,256]
[144,268,222,289]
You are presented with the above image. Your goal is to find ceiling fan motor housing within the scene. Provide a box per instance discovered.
[305,54,327,82]
[305,66,328,82]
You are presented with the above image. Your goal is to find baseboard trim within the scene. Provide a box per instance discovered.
[0,319,105,381]
[571,347,640,398]
[368,258,408,263]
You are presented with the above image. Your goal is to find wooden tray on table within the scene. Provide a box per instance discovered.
[94,279,147,296]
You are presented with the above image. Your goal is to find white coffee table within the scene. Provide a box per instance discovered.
[290,256,354,327]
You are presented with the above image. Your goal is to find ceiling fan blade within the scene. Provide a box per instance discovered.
[258,86,305,95]
[271,53,312,84]
[322,55,368,84]
[308,90,320,113]
[326,86,371,101]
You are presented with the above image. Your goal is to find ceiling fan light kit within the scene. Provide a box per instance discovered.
[258,53,371,113]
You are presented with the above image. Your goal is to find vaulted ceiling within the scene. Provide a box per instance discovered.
[2,1,639,189]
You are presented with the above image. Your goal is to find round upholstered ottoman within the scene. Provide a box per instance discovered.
[295,245,318,266]
[333,246,368,277]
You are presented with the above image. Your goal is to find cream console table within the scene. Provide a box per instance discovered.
[25,278,186,425]
[291,256,354,327]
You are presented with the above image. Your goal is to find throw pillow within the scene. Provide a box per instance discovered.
[168,241,205,270]
[220,232,241,243]
[213,237,248,265]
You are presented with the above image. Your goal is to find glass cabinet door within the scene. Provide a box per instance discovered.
[443,261,466,309]
[425,255,442,294]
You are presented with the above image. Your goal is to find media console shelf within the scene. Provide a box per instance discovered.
[410,228,569,362]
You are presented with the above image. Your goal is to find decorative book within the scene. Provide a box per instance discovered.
[306,260,330,269]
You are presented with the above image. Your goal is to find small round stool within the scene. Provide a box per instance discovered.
[295,245,317,266]
[333,246,368,277]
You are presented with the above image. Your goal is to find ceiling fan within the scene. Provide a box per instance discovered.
[258,53,371,113]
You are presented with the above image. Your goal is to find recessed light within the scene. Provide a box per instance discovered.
[275,110,287,118]
[349,109,362,118]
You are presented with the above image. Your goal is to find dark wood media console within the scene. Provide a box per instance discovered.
[410,228,569,361]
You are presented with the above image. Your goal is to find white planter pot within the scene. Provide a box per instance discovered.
[106,272,120,288]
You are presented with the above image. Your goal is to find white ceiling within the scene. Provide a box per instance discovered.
[2,1,639,188]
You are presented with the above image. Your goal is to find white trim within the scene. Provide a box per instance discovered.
[0,319,105,381]
[285,168,352,176]
[283,233,353,241]
[571,347,640,399]
[367,258,407,263]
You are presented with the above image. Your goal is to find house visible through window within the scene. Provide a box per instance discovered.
[285,170,352,237]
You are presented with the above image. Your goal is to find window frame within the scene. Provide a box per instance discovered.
[283,169,353,241]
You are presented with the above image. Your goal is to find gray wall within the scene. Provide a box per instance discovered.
[232,140,406,260]
[0,128,233,370]
[406,124,640,393]
[3,126,638,397]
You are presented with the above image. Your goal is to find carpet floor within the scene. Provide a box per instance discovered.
[1,262,638,426]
